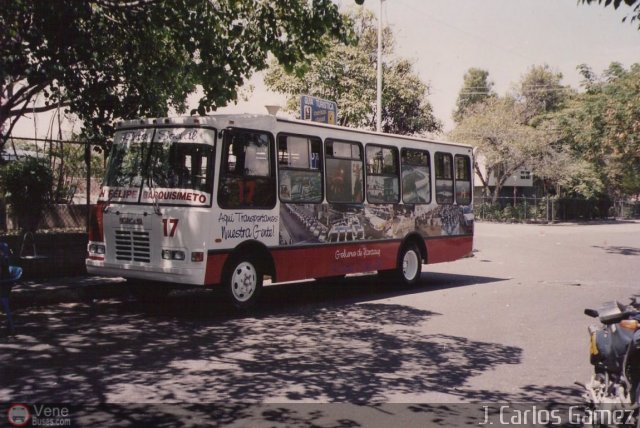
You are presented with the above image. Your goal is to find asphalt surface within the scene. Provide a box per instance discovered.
[7,275,126,309]
[0,220,639,426]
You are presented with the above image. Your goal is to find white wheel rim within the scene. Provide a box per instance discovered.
[402,250,419,281]
[231,261,257,302]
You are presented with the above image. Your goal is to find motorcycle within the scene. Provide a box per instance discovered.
[578,297,640,426]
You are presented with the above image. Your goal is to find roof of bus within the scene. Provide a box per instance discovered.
[115,113,472,150]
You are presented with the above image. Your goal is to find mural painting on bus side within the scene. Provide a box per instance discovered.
[278,203,473,246]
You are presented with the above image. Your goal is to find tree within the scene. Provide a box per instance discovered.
[580,0,640,29]
[548,62,640,198]
[380,59,441,135]
[0,157,53,232]
[449,97,550,202]
[1,0,350,147]
[515,65,568,125]
[264,8,441,135]
[530,122,605,198]
[453,68,495,124]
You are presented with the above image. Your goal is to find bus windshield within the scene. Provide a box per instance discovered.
[103,127,215,206]
[148,142,213,192]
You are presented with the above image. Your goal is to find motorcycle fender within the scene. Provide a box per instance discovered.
[592,330,617,370]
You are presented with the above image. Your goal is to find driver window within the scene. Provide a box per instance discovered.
[218,129,276,209]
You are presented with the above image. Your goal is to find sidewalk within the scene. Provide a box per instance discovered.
[8,275,127,309]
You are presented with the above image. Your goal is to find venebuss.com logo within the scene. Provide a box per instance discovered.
[7,404,31,427]
[7,404,71,427]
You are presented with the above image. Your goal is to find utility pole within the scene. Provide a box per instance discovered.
[376,0,383,132]
[355,0,384,132]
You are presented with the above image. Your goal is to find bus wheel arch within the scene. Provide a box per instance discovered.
[222,241,274,309]
[403,233,427,265]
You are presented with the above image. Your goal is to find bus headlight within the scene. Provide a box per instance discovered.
[89,243,106,255]
[162,249,185,261]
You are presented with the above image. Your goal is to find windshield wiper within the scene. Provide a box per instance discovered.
[145,176,162,216]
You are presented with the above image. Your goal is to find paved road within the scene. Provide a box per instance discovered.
[1,221,638,408]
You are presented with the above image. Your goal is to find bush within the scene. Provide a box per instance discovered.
[0,157,53,232]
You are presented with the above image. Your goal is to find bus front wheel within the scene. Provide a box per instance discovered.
[224,255,263,309]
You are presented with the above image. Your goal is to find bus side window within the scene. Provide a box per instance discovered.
[401,148,431,204]
[435,152,454,204]
[277,134,323,203]
[365,144,399,204]
[218,130,276,209]
[455,155,472,205]
[325,140,363,204]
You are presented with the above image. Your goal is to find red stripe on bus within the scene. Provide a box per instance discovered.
[272,241,400,283]
[425,236,473,264]
[204,235,472,286]
[204,253,229,286]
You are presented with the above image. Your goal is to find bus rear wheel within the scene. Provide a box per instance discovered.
[378,244,422,286]
[224,255,263,309]
[400,244,422,286]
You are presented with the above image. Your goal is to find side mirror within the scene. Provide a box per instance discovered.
[355,0,364,4]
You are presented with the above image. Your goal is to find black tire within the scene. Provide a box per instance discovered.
[224,254,263,310]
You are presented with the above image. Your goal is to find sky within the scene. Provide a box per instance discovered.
[217,0,640,132]
[12,0,640,139]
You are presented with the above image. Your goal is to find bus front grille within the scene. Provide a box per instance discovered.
[114,230,151,263]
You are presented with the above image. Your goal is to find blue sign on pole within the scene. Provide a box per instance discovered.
[300,95,338,125]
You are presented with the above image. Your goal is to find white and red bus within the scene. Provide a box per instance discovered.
[86,114,474,308]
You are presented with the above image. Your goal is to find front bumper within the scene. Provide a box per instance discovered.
[86,259,205,285]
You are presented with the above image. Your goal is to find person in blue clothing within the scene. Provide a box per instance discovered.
[0,242,21,336]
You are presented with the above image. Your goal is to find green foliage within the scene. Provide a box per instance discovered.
[1,0,350,146]
[476,201,543,222]
[453,68,495,124]
[547,62,640,198]
[9,137,105,203]
[579,0,640,29]
[382,59,442,135]
[0,157,53,231]
[452,61,639,201]
[516,65,568,125]
[264,8,441,135]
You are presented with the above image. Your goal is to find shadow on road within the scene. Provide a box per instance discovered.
[2,274,518,403]
[592,245,640,256]
[140,271,510,320]
[0,271,581,425]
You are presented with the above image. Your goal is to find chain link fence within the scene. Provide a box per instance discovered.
[612,200,640,220]
[474,196,640,223]
[1,203,89,233]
